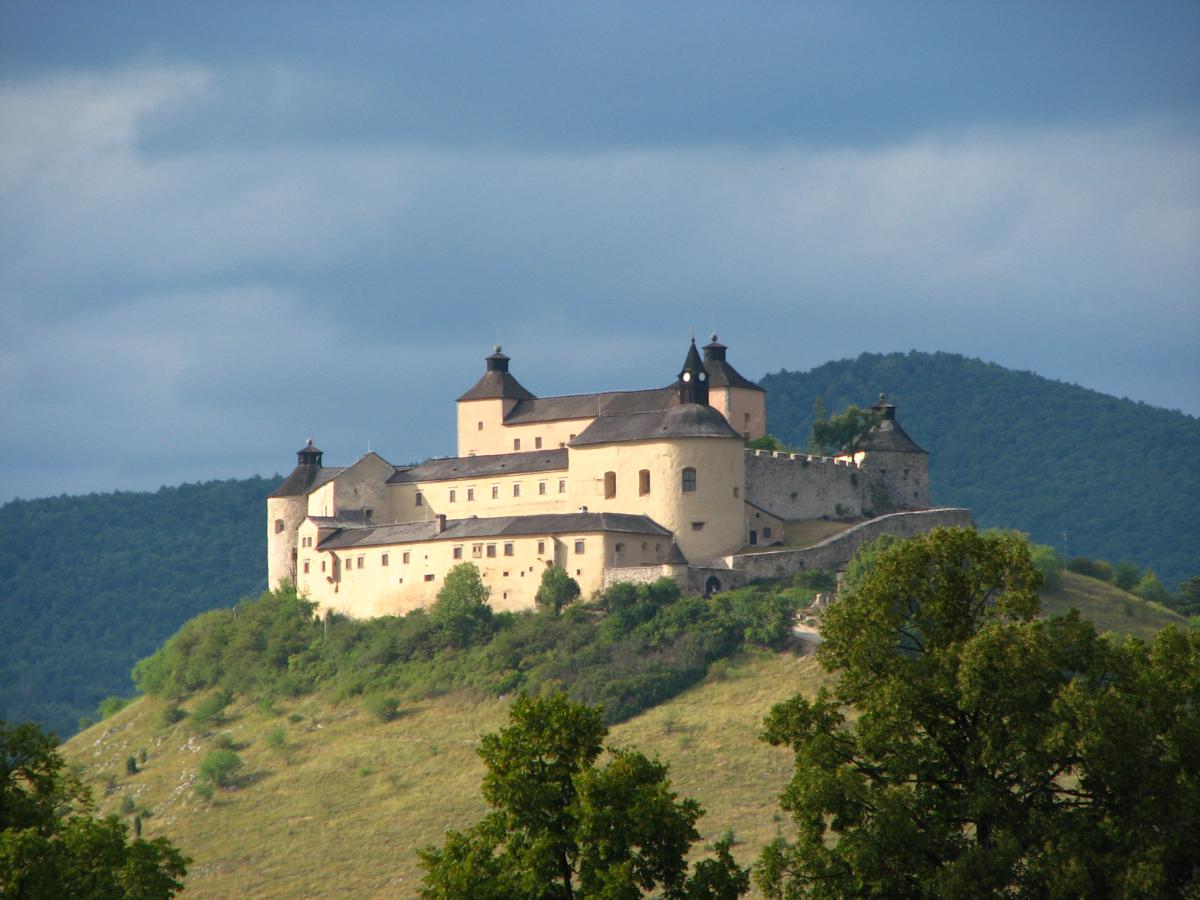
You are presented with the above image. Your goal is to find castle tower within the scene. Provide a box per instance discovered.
[456,345,537,456]
[853,394,930,511]
[266,439,324,589]
[676,338,710,406]
[702,334,766,440]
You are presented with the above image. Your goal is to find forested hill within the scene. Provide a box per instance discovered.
[0,476,280,738]
[761,351,1198,589]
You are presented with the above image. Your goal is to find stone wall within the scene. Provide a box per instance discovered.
[727,508,974,581]
[601,563,747,596]
[744,450,867,519]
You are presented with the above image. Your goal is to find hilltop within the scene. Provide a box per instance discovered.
[61,574,1187,898]
[762,351,1199,588]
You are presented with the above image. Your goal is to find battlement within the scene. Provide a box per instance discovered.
[746,449,861,468]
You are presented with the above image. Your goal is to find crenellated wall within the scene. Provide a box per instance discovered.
[744,450,868,519]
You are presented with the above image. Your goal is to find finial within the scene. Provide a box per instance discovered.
[494,344,502,353]
[305,437,313,447]
[710,333,718,342]
[879,392,886,401]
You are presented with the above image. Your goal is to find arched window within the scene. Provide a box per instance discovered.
[638,469,651,496]
[603,471,617,499]
[681,467,697,493]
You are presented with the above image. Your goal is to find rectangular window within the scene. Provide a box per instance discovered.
[535,437,542,449]
[357,555,365,567]
[503,543,514,556]
[486,544,497,558]
[449,489,457,502]
[424,573,435,582]
[574,540,585,555]
[303,561,310,574]
[321,560,327,572]
[513,483,521,497]
[558,479,566,494]
[402,551,410,564]
[763,526,772,539]
[467,487,475,502]
[603,471,616,499]
[491,485,499,499]
[537,540,545,555]
[415,492,423,507]
[538,481,547,495]
[477,421,483,430]
[691,522,705,531]
[733,486,740,498]
[639,469,650,496]
[453,546,463,560]
[381,553,389,566]
[473,544,483,558]
[274,519,285,533]
[514,438,521,450]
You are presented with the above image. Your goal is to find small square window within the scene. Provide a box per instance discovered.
[763,527,772,539]
[691,522,705,531]
[424,573,435,582]
[502,571,509,577]
[537,540,545,555]
[357,555,365,567]
[486,544,496,558]
[453,546,463,560]
[473,544,483,558]
[381,553,389,566]
[535,437,542,449]
[274,519,285,534]
[402,551,411,564]
[733,486,740,498]
[574,540,585,555]
[477,421,483,430]
[576,569,582,576]
[303,561,310,574]
[538,481,547,495]
[558,479,566,494]
[503,542,514,556]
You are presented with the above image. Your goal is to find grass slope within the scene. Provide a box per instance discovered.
[61,575,1186,898]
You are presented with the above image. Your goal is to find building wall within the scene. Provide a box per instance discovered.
[267,495,307,589]
[457,398,589,457]
[567,436,746,561]
[744,451,867,520]
[710,386,766,441]
[745,503,786,545]
[859,451,930,512]
[296,520,669,618]
[324,454,396,520]
[387,467,574,523]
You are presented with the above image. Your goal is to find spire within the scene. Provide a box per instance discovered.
[676,337,709,406]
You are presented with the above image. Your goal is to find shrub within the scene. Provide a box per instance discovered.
[363,693,400,723]
[1133,570,1171,606]
[1029,543,1062,592]
[264,726,287,750]
[535,565,581,615]
[189,689,232,728]
[197,749,243,788]
[1067,556,1115,582]
[97,695,133,720]
[125,755,138,775]
[161,703,187,725]
[430,563,495,648]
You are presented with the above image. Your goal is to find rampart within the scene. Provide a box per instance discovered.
[744,450,868,519]
[727,508,974,581]
[602,563,745,596]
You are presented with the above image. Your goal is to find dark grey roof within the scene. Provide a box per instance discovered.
[387,449,569,484]
[503,387,676,424]
[704,358,763,391]
[570,403,741,446]
[317,512,671,550]
[457,370,537,402]
[269,465,345,498]
[852,419,926,454]
[665,541,689,565]
[308,510,374,527]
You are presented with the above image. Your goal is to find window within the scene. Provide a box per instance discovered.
[473,544,483,558]
[691,522,705,531]
[641,542,647,551]
[453,546,463,560]
[763,526,772,539]
[538,481,547,495]
[513,483,521,498]
[537,540,545,555]
[681,467,697,492]
[357,555,365,567]
[303,561,310,574]
[449,489,457,502]
[503,543,514,557]
[382,553,389,566]
[274,519,285,534]
[415,492,423,507]
[614,542,624,552]
[491,485,499,499]
[535,437,542,449]
[321,560,327,572]
[467,487,475,501]
[569,434,576,441]
[477,421,483,430]
[402,551,410,564]
[733,486,740,498]
[639,469,650,496]
[574,540,585,555]
[424,573,435,582]
[603,471,616,499]
[486,544,497,558]
[558,479,567,494]
[744,413,751,428]
[514,438,521,451]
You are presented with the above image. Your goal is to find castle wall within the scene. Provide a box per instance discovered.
[267,496,307,589]
[710,386,766,441]
[727,508,974,581]
[746,502,786,545]
[324,454,396,520]
[859,451,930,512]
[744,451,867,520]
[457,398,587,457]
[387,467,574,524]
[568,436,746,561]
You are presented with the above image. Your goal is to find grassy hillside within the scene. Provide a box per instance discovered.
[61,575,1186,898]
[761,351,1199,589]
[0,476,281,737]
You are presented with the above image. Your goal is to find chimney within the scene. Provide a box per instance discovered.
[435,514,446,534]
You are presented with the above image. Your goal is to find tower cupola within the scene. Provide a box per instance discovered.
[485,345,511,373]
[702,334,727,362]
[676,338,710,406]
[296,438,323,467]
[871,393,897,421]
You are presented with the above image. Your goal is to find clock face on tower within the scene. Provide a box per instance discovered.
[682,372,691,382]
[698,372,707,382]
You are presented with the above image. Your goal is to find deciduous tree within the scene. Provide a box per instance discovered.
[535,565,581,615]
[430,563,495,648]
[756,528,1200,898]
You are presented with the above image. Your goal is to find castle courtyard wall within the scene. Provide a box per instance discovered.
[744,451,867,520]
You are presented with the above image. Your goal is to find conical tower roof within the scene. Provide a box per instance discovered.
[457,345,537,402]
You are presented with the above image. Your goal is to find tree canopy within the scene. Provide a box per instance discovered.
[535,565,581,615]
[419,692,749,899]
[756,528,1200,898]
[0,720,189,898]
[806,400,879,456]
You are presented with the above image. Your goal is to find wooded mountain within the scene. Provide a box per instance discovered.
[762,351,1198,590]
[0,477,280,738]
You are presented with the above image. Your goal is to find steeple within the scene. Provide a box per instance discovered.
[676,338,709,406]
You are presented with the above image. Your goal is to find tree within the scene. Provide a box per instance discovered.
[1113,559,1141,591]
[535,565,581,615]
[1,720,189,898]
[1132,569,1171,606]
[419,693,748,899]
[756,528,1200,898]
[807,403,879,456]
[1174,576,1200,617]
[430,563,495,648]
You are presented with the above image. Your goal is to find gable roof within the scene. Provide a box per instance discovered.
[570,403,741,446]
[387,448,569,484]
[269,465,344,498]
[503,387,676,424]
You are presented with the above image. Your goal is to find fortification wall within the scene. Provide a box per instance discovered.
[728,508,974,581]
[744,451,866,519]
[859,451,930,513]
[602,563,746,596]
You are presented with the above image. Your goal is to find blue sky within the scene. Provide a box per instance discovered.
[1,2,1197,501]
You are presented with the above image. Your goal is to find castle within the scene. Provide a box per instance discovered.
[267,336,959,618]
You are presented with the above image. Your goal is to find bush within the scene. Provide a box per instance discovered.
[430,564,495,648]
[264,726,287,751]
[1029,543,1062,592]
[189,689,232,728]
[535,565,581,615]
[197,749,243,788]
[125,755,138,776]
[161,703,187,725]
[363,693,400,723]
[97,695,133,720]
[1133,569,1172,606]
[1067,556,1115,582]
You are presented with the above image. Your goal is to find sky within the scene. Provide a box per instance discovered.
[1,1,1197,502]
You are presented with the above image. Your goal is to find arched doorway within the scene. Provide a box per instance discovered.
[704,576,721,597]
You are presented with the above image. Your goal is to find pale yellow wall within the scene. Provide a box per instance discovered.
[306,482,337,517]
[566,437,746,561]
[457,400,593,457]
[712,387,766,440]
[267,495,307,589]
[295,517,668,619]
[745,503,786,545]
[387,467,574,524]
